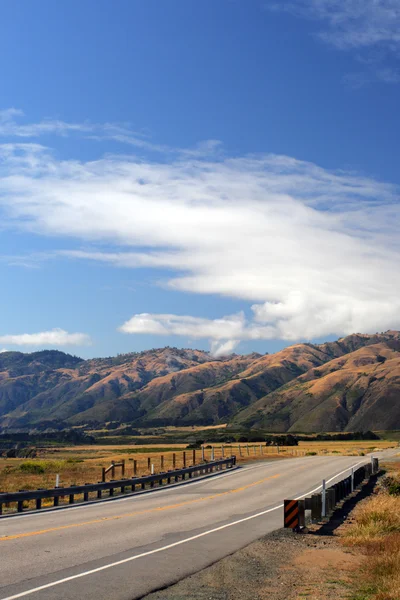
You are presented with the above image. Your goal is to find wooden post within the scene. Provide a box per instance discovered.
[183,451,186,468]
[172,453,176,469]
[161,455,164,470]
[133,460,137,476]
[102,467,106,482]
[246,445,249,456]
[201,446,205,462]
[259,444,262,455]
[239,445,242,456]
[192,449,196,465]
[111,461,115,479]
[253,446,256,455]
[121,460,125,477]
[147,457,151,471]
[211,446,214,461]
[221,445,224,458]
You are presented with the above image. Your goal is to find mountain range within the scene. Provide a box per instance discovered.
[0,330,399,432]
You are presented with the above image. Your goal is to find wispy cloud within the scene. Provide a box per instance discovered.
[0,109,221,157]
[1,112,400,353]
[0,329,92,347]
[266,0,400,84]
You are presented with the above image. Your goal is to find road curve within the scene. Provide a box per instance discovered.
[0,453,387,600]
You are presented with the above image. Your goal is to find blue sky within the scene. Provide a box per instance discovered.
[0,0,400,358]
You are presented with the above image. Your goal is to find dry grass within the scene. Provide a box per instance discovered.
[344,495,400,545]
[342,461,400,600]
[362,535,400,600]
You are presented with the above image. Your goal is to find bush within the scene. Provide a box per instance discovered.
[381,476,400,496]
[306,451,317,456]
[19,462,45,474]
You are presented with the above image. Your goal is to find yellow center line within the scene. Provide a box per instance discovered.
[0,473,281,542]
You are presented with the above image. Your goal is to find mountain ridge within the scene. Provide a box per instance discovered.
[0,332,399,431]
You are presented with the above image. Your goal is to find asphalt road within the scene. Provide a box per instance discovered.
[0,452,392,600]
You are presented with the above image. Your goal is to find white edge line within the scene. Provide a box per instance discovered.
[0,459,366,600]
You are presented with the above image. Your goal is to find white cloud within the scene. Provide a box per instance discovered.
[267,1,400,84]
[1,114,400,353]
[268,1,400,49]
[0,348,8,353]
[0,109,220,157]
[210,339,241,357]
[0,329,92,347]
[119,313,255,340]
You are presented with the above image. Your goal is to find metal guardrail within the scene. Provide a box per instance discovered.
[284,457,379,530]
[0,456,236,515]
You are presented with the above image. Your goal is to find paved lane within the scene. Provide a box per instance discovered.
[0,453,387,600]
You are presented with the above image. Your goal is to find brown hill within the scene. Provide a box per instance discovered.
[233,340,400,432]
[0,332,399,431]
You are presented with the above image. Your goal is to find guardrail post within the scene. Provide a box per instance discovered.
[322,479,326,517]
[36,497,42,510]
[53,495,59,507]
[311,494,321,522]
[328,488,335,513]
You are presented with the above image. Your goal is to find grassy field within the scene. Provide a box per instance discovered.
[0,439,397,497]
[342,460,400,600]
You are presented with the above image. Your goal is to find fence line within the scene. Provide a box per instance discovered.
[0,456,237,516]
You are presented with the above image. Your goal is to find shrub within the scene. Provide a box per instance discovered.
[19,462,45,474]
[306,451,317,456]
[381,476,400,496]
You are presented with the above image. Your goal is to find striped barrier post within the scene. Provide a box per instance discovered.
[284,499,305,530]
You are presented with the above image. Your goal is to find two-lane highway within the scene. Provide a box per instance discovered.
[0,454,387,600]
